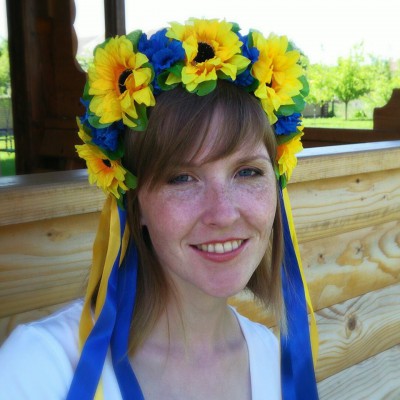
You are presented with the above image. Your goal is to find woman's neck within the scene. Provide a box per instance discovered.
[151,290,239,355]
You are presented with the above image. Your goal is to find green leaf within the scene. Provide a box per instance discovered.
[278,95,306,116]
[126,30,143,51]
[194,80,217,96]
[299,75,310,97]
[124,170,138,190]
[279,174,288,189]
[157,71,177,91]
[116,193,125,209]
[82,81,92,101]
[168,62,184,77]
[275,131,302,145]
[230,22,240,34]
[88,112,111,129]
[126,103,149,131]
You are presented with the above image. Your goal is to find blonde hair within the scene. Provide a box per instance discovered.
[124,81,284,353]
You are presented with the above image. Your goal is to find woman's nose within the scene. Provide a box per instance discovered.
[201,182,240,227]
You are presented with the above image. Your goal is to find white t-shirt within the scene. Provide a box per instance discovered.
[0,300,280,399]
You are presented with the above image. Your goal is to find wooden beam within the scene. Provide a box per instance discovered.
[315,283,400,382]
[0,213,99,318]
[104,0,126,37]
[317,344,400,399]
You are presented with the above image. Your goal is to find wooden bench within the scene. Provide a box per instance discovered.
[1,141,399,399]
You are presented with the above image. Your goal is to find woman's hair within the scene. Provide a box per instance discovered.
[124,81,284,353]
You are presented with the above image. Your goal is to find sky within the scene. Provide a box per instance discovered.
[1,0,400,65]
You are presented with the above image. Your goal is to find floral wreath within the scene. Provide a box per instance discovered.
[76,18,309,206]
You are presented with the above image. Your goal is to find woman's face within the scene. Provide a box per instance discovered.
[138,122,277,300]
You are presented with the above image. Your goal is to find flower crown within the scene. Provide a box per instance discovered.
[76,18,309,206]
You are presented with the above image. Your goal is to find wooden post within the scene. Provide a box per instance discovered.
[104,0,126,37]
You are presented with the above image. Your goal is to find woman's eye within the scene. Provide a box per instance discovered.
[237,168,262,178]
[168,174,193,184]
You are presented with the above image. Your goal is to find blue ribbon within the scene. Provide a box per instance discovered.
[110,241,144,399]
[66,206,144,399]
[279,188,319,399]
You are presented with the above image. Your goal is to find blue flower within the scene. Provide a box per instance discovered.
[239,33,260,63]
[79,98,123,152]
[91,121,124,152]
[138,29,185,92]
[274,113,302,135]
[232,33,259,88]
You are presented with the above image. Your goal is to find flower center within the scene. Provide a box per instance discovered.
[193,42,215,63]
[102,159,112,167]
[118,69,132,94]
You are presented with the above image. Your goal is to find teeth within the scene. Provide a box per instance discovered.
[197,240,243,254]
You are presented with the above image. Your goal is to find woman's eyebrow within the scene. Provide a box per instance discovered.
[234,154,272,165]
[172,154,272,170]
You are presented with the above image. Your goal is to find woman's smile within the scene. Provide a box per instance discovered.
[193,239,245,254]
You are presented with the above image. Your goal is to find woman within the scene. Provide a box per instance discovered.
[0,18,318,399]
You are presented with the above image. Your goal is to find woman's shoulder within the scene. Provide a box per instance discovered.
[231,307,278,350]
[0,299,83,399]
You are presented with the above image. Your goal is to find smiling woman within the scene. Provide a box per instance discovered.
[0,17,317,400]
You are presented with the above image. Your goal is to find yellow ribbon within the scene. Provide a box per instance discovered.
[78,196,130,400]
[282,187,319,367]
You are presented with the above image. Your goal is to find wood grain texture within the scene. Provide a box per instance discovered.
[0,170,105,226]
[289,168,400,243]
[318,344,400,400]
[315,283,400,382]
[292,140,400,183]
[301,220,400,311]
[0,213,99,317]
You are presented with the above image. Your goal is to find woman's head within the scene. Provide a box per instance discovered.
[124,82,284,348]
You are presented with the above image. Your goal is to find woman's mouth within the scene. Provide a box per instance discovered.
[195,239,244,254]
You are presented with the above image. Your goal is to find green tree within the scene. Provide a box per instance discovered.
[0,39,11,95]
[334,44,370,119]
[306,63,336,111]
[362,57,394,113]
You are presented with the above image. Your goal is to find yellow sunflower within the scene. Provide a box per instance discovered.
[166,18,250,92]
[88,36,155,128]
[76,143,128,198]
[251,32,304,124]
[276,133,303,181]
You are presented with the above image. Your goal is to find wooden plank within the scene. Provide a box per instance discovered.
[318,344,400,400]
[301,220,400,311]
[302,127,400,148]
[0,302,69,345]
[290,168,400,243]
[374,89,400,132]
[315,283,400,382]
[0,213,99,317]
[292,140,400,183]
[0,170,105,226]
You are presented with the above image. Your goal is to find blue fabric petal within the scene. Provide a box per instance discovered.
[274,113,302,135]
[138,28,184,92]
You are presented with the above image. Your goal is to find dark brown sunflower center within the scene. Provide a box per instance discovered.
[103,159,112,167]
[118,69,132,94]
[193,42,215,63]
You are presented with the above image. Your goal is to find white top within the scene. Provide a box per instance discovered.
[0,300,280,399]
